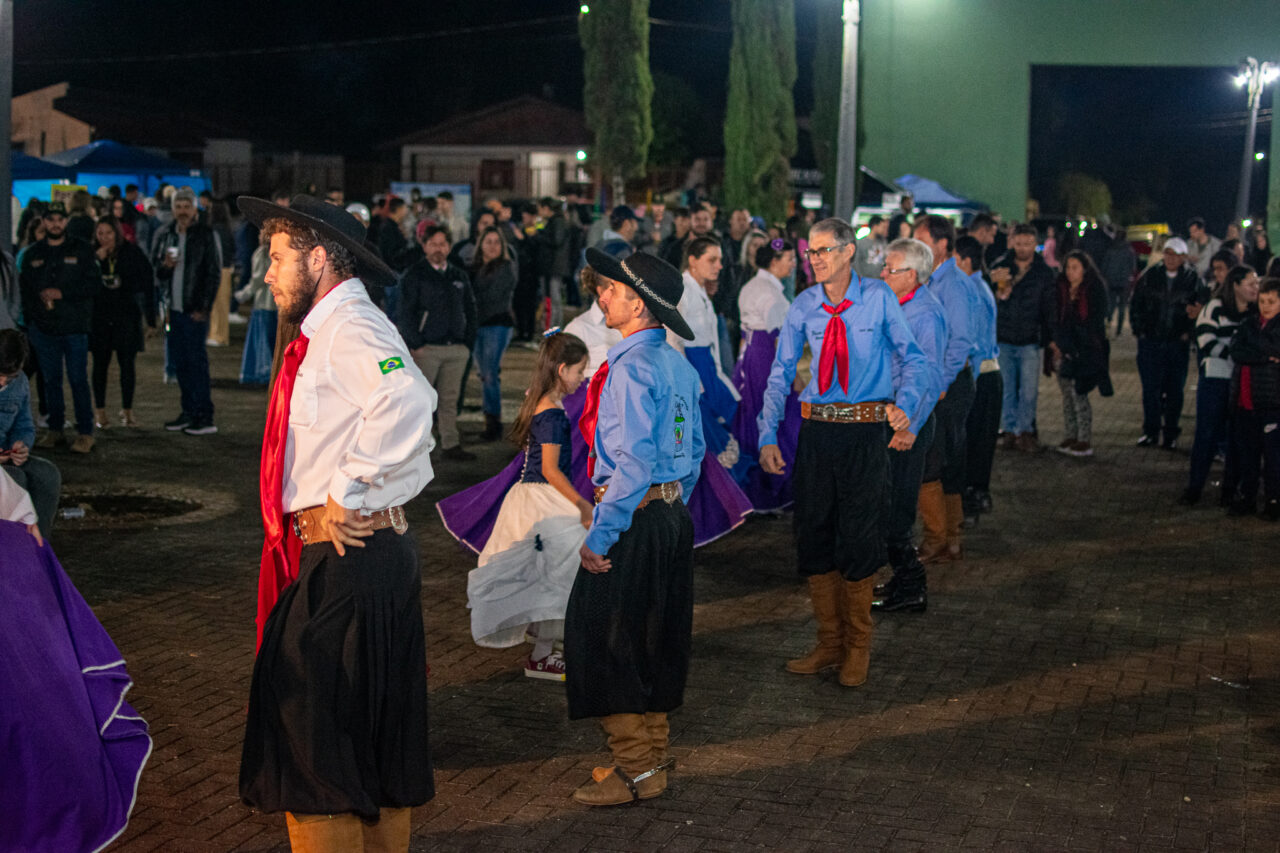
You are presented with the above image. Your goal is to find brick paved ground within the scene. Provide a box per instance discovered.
[38,322,1280,852]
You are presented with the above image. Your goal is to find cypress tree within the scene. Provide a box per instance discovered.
[723,0,797,223]
[579,1,654,200]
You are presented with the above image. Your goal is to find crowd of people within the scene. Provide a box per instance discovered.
[3,173,1279,850]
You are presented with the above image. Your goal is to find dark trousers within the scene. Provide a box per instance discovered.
[565,499,694,720]
[886,415,935,551]
[923,367,975,493]
[169,310,213,420]
[1187,376,1233,496]
[27,325,93,436]
[513,274,539,340]
[1136,339,1190,441]
[1232,407,1280,504]
[793,419,891,581]
[91,347,138,410]
[965,370,1003,493]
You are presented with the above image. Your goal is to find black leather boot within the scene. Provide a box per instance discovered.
[872,545,927,613]
[481,413,503,442]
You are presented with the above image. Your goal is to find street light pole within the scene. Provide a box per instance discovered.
[1234,57,1278,228]
[833,0,860,221]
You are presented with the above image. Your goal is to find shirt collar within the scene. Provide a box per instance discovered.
[301,278,363,337]
[606,326,664,363]
[818,272,865,307]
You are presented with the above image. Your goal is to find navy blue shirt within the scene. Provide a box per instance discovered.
[520,408,572,484]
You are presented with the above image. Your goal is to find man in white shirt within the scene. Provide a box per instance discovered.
[236,194,437,853]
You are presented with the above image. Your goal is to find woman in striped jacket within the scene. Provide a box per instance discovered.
[1180,265,1259,505]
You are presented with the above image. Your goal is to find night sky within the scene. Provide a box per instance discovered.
[13,2,1268,230]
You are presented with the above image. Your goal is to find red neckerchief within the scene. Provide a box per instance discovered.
[817,298,853,394]
[579,361,609,478]
[898,287,918,306]
[255,334,308,651]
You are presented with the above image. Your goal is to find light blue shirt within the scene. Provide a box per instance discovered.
[968,270,999,362]
[759,274,931,443]
[586,328,705,554]
[895,285,948,428]
[924,257,975,388]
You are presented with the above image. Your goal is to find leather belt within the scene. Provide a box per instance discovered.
[800,401,889,423]
[979,358,1000,374]
[290,504,409,546]
[593,481,682,509]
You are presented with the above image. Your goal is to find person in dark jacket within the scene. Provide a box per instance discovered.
[1226,276,1280,519]
[510,202,541,342]
[399,225,477,461]
[534,198,571,330]
[990,223,1055,451]
[90,216,155,430]
[64,190,96,245]
[1047,251,1111,457]
[1100,229,1137,337]
[152,188,222,436]
[469,227,516,442]
[18,202,102,453]
[1129,237,1202,449]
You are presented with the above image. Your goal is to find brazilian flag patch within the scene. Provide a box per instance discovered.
[378,357,405,375]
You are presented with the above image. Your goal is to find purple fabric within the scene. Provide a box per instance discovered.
[439,383,752,550]
[732,329,802,511]
[0,520,151,852]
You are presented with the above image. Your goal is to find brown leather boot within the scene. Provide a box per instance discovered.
[839,576,875,687]
[944,492,964,560]
[573,714,664,805]
[917,481,948,564]
[785,571,845,674]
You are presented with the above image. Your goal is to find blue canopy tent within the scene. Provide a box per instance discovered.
[44,140,209,196]
[10,152,75,203]
[894,173,987,220]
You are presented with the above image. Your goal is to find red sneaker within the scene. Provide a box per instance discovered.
[525,651,566,681]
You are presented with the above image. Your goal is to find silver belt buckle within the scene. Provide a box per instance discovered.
[818,403,836,420]
[290,513,303,541]
[389,505,408,534]
[874,403,886,421]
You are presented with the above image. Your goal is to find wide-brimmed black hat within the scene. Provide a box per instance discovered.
[585,247,693,340]
[237,194,395,288]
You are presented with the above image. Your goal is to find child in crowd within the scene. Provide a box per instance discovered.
[466,330,592,680]
[0,329,62,539]
[1228,276,1280,520]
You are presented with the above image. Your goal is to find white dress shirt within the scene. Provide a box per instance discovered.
[0,467,36,524]
[563,300,621,378]
[284,279,438,514]
[738,269,790,333]
[668,271,739,401]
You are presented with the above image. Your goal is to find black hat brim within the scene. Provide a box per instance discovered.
[585,248,694,341]
[238,196,397,289]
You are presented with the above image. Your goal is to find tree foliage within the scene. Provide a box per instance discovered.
[723,0,797,222]
[578,1,654,183]
[1058,172,1113,218]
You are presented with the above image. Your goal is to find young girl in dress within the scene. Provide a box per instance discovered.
[466,330,592,680]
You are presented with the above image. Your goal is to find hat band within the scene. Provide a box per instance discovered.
[619,259,676,311]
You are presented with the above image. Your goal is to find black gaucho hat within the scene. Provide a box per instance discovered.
[237,194,395,289]
[584,247,693,341]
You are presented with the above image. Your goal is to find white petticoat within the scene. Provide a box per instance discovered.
[468,482,587,648]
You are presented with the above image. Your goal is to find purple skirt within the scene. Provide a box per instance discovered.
[731,328,802,511]
[438,384,752,550]
[0,521,151,852]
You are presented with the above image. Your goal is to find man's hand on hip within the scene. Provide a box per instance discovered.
[324,494,374,557]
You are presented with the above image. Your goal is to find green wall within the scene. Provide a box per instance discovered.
[858,0,1280,238]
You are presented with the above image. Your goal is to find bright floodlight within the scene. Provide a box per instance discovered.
[1235,73,1249,87]
[580,4,589,13]
[1257,151,1266,161]
[1243,219,1253,227]
[1265,66,1280,83]
[576,150,587,162]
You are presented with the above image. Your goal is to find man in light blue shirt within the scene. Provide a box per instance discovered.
[913,215,980,563]
[565,248,705,808]
[758,218,930,690]
[954,235,1003,526]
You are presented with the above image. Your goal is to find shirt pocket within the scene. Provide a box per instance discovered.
[290,366,321,427]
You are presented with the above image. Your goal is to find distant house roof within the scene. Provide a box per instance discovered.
[386,96,591,149]
[51,87,239,152]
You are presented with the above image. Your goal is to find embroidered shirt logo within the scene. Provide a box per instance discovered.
[378,357,405,374]
[673,394,688,458]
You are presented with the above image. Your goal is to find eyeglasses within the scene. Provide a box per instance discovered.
[882,267,912,276]
[803,245,847,260]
